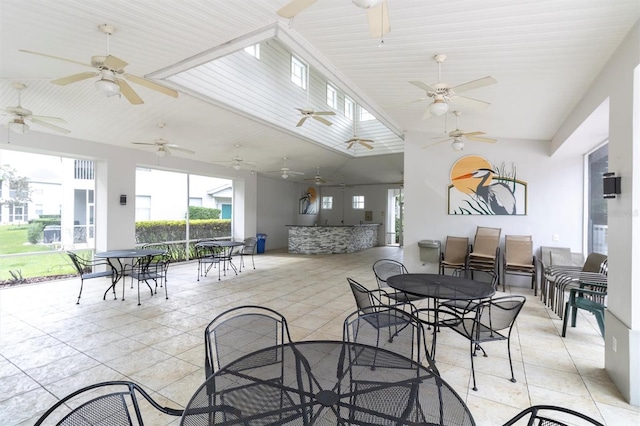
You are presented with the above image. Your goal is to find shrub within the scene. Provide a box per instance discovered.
[27,222,45,244]
[188,206,221,219]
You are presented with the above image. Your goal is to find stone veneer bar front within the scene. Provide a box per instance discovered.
[286,224,381,254]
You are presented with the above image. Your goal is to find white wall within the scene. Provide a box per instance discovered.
[403,136,585,273]
[552,20,639,405]
[255,175,299,250]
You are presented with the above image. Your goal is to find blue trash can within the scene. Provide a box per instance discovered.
[256,233,268,254]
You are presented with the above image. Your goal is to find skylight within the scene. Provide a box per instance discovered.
[150,22,404,158]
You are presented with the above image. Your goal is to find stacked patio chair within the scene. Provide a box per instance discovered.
[501,235,536,293]
[467,226,501,288]
[439,236,470,276]
[562,280,608,338]
[547,252,607,319]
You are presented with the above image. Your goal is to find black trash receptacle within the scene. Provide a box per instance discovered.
[256,233,267,254]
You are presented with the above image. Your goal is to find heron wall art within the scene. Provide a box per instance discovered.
[448,155,527,215]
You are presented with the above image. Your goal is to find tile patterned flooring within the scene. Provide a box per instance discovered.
[0,246,638,425]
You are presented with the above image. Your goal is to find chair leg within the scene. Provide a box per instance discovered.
[76,279,84,304]
[562,302,570,337]
[595,310,605,338]
[470,340,478,391]
[507,337,516,383]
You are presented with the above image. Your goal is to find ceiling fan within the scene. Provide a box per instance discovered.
[19,24,179,105]
[212,144,257,170]
[1,82,70,134]
[304,166,332,185]
[424,111,497,151]
[268,157,304,179]
[345,118,374,150]
[408,54,497,120]
[131,123,194,157]
[295,108,335,127]
[277,0,390,39]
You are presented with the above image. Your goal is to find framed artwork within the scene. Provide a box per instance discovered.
[299,187,318,214]
[447,155,527,215]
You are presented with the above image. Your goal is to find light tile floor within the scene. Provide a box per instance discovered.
[0,246,638,425]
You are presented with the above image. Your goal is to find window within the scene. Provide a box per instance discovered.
[290,55,307,90]
[243,43,260,59]
[322,196,333,210]
[586,143,608,254]
[136,195,151,221]
[326,83,337,109]
[352,195,365,209]
[360,107,375,122]
[344,96,354,120]
[189,197,203,206]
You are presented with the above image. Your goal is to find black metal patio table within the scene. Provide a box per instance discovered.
[196,240,244,278]
[180,340,475,425]
[95,248,165,302]
[387,273,496,357]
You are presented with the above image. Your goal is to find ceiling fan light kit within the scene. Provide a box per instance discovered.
[9,119,29,134]
[429,97,449,116]
[451,138,464,151]
[352,0,383,8]
[94,71,120,96]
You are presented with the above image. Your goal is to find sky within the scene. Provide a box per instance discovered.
[0,149,63,182]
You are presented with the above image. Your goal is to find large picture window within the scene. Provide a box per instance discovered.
[586,143,608,254]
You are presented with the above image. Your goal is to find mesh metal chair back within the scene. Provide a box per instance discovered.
[347,277,389,315]
[204,305,292,379]
[373,259,408,288]
[501,404,604,426]
[66,251,115,304]
[444,295,526,391]
[343,307,437,373]
[34,381,182,426]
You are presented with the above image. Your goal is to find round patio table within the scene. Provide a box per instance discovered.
[180,340,475,425]
[387,273,496,357]
[95,249,165,302]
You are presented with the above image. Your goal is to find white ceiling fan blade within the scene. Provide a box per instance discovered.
[117,79,144,105]
[296,116,308,127]
[467,136,497,143]
[102,55,128,71]
[288,171,304,175]
[359,141,374,149]
[29,114,66,123]
[462,131,486,137]
[167,145,195,154]
[124,74,179,98]
[131,142,158,146]
[29,118,71,134]
[51,72,98,86]
[313,111,336,116]
[19,49,93,68]
[312,115,333,126]
[409,80,436,93]
[367,0,390,38]
[422,138,452,149]
[347,141,355,150]
[163,145,172,156]
[452,76,497,94]
[450,95,491,109]
[276,0,318,18]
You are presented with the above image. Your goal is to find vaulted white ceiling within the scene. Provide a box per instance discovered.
[0,0,637,185]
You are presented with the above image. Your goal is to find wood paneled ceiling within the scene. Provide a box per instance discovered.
[0,0,637,185]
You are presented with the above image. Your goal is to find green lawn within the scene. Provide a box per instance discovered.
[0,225,79,282]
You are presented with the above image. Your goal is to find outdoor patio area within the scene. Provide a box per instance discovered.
[0,246,638,425]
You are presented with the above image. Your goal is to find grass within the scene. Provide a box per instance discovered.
[0,225,80,282]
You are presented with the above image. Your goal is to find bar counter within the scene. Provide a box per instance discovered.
[286,224,381,254]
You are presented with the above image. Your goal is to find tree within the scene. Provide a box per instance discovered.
[0,165,31,208]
